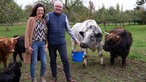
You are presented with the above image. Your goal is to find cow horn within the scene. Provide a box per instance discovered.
[102,31,109,35]
[0,39,3,41]
[116,35,120,38]
[105,32,110,35]
[13,36,19,40]
[110,33,119,38]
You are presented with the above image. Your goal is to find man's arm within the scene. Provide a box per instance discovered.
[65,16,80,45]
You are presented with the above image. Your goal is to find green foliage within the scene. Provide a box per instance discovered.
[1,0,146,26]
[136,0,145,5]
[0,0,24,25]
[63,0,90,23]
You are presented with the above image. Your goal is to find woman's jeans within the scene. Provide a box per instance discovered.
[31,41,47,79]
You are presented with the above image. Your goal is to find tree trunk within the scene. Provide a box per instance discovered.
[5,25,10,31]
[103,21,106,31]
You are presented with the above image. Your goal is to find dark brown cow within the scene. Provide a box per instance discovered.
[103,28,133,67]
[13,35,25,61]
[0,37,18,68]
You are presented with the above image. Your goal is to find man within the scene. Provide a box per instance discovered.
[45,1,80,82]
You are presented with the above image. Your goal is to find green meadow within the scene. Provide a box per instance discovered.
[0,24,146,82]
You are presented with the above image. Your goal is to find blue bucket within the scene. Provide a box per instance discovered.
[72,51,84,62]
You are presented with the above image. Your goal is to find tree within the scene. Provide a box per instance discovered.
[136,0,146,9]
[63,0,89,23]
[88,0,95,18]
[0,0,23,31]
[136,0,145,5]
[24,4,33,19]
[35,0,54,13]
[135,0,146,24]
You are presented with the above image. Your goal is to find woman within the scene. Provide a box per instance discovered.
[24,3,47,82]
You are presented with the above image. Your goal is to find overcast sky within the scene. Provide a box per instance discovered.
[14,0,137,11]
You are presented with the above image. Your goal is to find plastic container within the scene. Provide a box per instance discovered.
[72,51,84,62]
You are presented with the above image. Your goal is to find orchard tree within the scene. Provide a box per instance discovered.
[136,0,146,9]
[0,0,23,31]
[135,0,146,24]
[63,0,89,23]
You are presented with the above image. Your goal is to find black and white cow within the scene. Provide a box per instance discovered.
[71,19,103,66]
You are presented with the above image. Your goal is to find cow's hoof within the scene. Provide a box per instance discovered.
[121,64,127,68]
[83,63,87,67]
[101,63,105,66]
[110,63,114,66]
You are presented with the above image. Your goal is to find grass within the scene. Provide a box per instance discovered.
[0,24,25,37]
[0,24,146,82]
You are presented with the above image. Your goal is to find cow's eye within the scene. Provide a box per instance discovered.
[90,35,94,40]
[109,39,112,42]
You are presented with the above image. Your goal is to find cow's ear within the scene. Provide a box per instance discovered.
[95,33,102,38]
[79,31,84,37]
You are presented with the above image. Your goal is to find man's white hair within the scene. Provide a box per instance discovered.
[54,0,63,7]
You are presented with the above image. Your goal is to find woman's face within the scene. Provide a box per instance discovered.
[36,7,44,18]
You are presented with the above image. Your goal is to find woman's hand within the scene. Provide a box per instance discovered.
[26,47,33,54]
[44,44,48,52]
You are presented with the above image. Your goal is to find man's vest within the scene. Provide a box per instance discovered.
[46,12,66,45]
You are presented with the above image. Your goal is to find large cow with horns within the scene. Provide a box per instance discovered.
[71,19,103,67]
[103,27,133,67]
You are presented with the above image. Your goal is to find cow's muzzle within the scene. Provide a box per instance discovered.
[80,43,88,48]
[103,45,110,51]
[10,49,15,53]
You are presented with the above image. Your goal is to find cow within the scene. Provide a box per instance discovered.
[0,37,18,68]
[13,35,25,62]
[103,27,133,67]
[71,19,103,67]
[0,61,22,82]
[13,35,40,62]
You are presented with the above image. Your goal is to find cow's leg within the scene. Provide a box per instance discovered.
[3,58,7,68]
[83,49,88,67]
[121,52,129,67]
[110,53,115,65]
[19,52,23,61]
[121,56,126,67]
[13,52,17,61]
[98,43,104,65]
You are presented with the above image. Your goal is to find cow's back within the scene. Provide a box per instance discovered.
[14,36,25,53]
[82,19,102,33]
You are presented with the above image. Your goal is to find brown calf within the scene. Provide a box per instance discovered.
[0,37,18,68]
